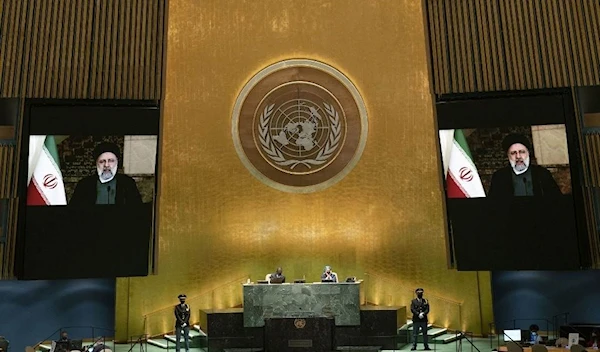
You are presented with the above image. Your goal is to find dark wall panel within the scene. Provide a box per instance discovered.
[0,278,115,352]
[492,271,600,330]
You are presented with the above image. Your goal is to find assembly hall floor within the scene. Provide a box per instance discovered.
[104,336,495,352]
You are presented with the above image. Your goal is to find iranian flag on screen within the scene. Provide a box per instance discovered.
[440,129,486,198]
[26,135,67,205]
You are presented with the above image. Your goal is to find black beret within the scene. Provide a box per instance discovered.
[93,142,121,162]
[501,133,531,153]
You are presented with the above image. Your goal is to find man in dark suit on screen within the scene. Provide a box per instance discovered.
[411,288,431,351]
[489,133,561,197]
[70,142,142,205]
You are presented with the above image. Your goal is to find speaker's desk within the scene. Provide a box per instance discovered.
[242,281,362,327]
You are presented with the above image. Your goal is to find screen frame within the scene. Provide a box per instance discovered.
[435,88,589,270]
[15,98,162,279]
[503,329,522,342]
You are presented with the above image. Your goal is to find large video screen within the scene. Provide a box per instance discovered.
[437,91,587,270]
[17,101,160,279]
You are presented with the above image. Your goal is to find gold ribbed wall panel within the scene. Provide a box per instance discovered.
[0,142,17,278]
[115,0,493,341]
[0,145,15,198]
[583,132,600,267]
[584,133,600,188]
[0,0,165,99]
[0,198,18,278]
[426,0,600,94]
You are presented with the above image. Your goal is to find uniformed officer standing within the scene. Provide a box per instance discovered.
[410,288,431,351]
[174,294,191,352]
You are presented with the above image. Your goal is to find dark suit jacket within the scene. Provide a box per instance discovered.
[410,298,430,322]
[70,173,143,205]
[270,273,286,283]
[488,165,562,197]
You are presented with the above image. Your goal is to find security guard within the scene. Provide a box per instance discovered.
[174,294,191,352]
[410,288,431,351]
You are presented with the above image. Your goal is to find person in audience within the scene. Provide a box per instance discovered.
[588,328,599,348]
[411,288,431,351]
[174,294,190,352]
[70,142,142,205]
[270,267,285,283]
[321,266,337,282]
[0,336,9,352]
[54,331,70,352]
[528,324,543,344]
[488,133,561,197]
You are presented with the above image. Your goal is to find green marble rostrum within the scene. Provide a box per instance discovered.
[243,282,361,327]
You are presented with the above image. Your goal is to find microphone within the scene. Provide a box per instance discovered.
[107,185,111,204]
[522,177,529,196]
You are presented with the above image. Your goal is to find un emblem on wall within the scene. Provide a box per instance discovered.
[232,59,368,193]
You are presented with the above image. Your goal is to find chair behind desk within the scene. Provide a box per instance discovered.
[556,338,568,347]
[70,340,83,351]
[507,341,522,352]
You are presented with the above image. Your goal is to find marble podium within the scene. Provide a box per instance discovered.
[264,317,334,352]
[243,282,362,327]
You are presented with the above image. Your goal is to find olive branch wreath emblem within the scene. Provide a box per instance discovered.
[258,102,341,169]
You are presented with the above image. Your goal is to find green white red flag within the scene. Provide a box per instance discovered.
[27,135,67,205]
[440,129,486,198]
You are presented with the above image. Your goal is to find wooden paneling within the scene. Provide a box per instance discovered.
[0,144,16,279]
[426,0,600,94]
[584,133,600,188]
[0,0,166,99]
[0,144,15,199]
[582,132,600,267]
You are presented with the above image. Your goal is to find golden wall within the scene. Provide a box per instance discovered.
[114,0,493,339]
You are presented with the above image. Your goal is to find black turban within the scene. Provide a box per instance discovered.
[93,142,121,162]
[501,133,531,153]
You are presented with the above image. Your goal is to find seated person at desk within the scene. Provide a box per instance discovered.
[321,266,338,282]
[52,332,70,352]
[268,267,285,283]
[528,324,543,344]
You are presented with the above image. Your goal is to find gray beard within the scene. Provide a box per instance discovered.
[100,170,114,180]
[97,163,118,183]
[509,156,530,175]
[513,163,527,172]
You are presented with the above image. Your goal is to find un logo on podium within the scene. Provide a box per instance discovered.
[232,59,368,193]
[294,318,306,329]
